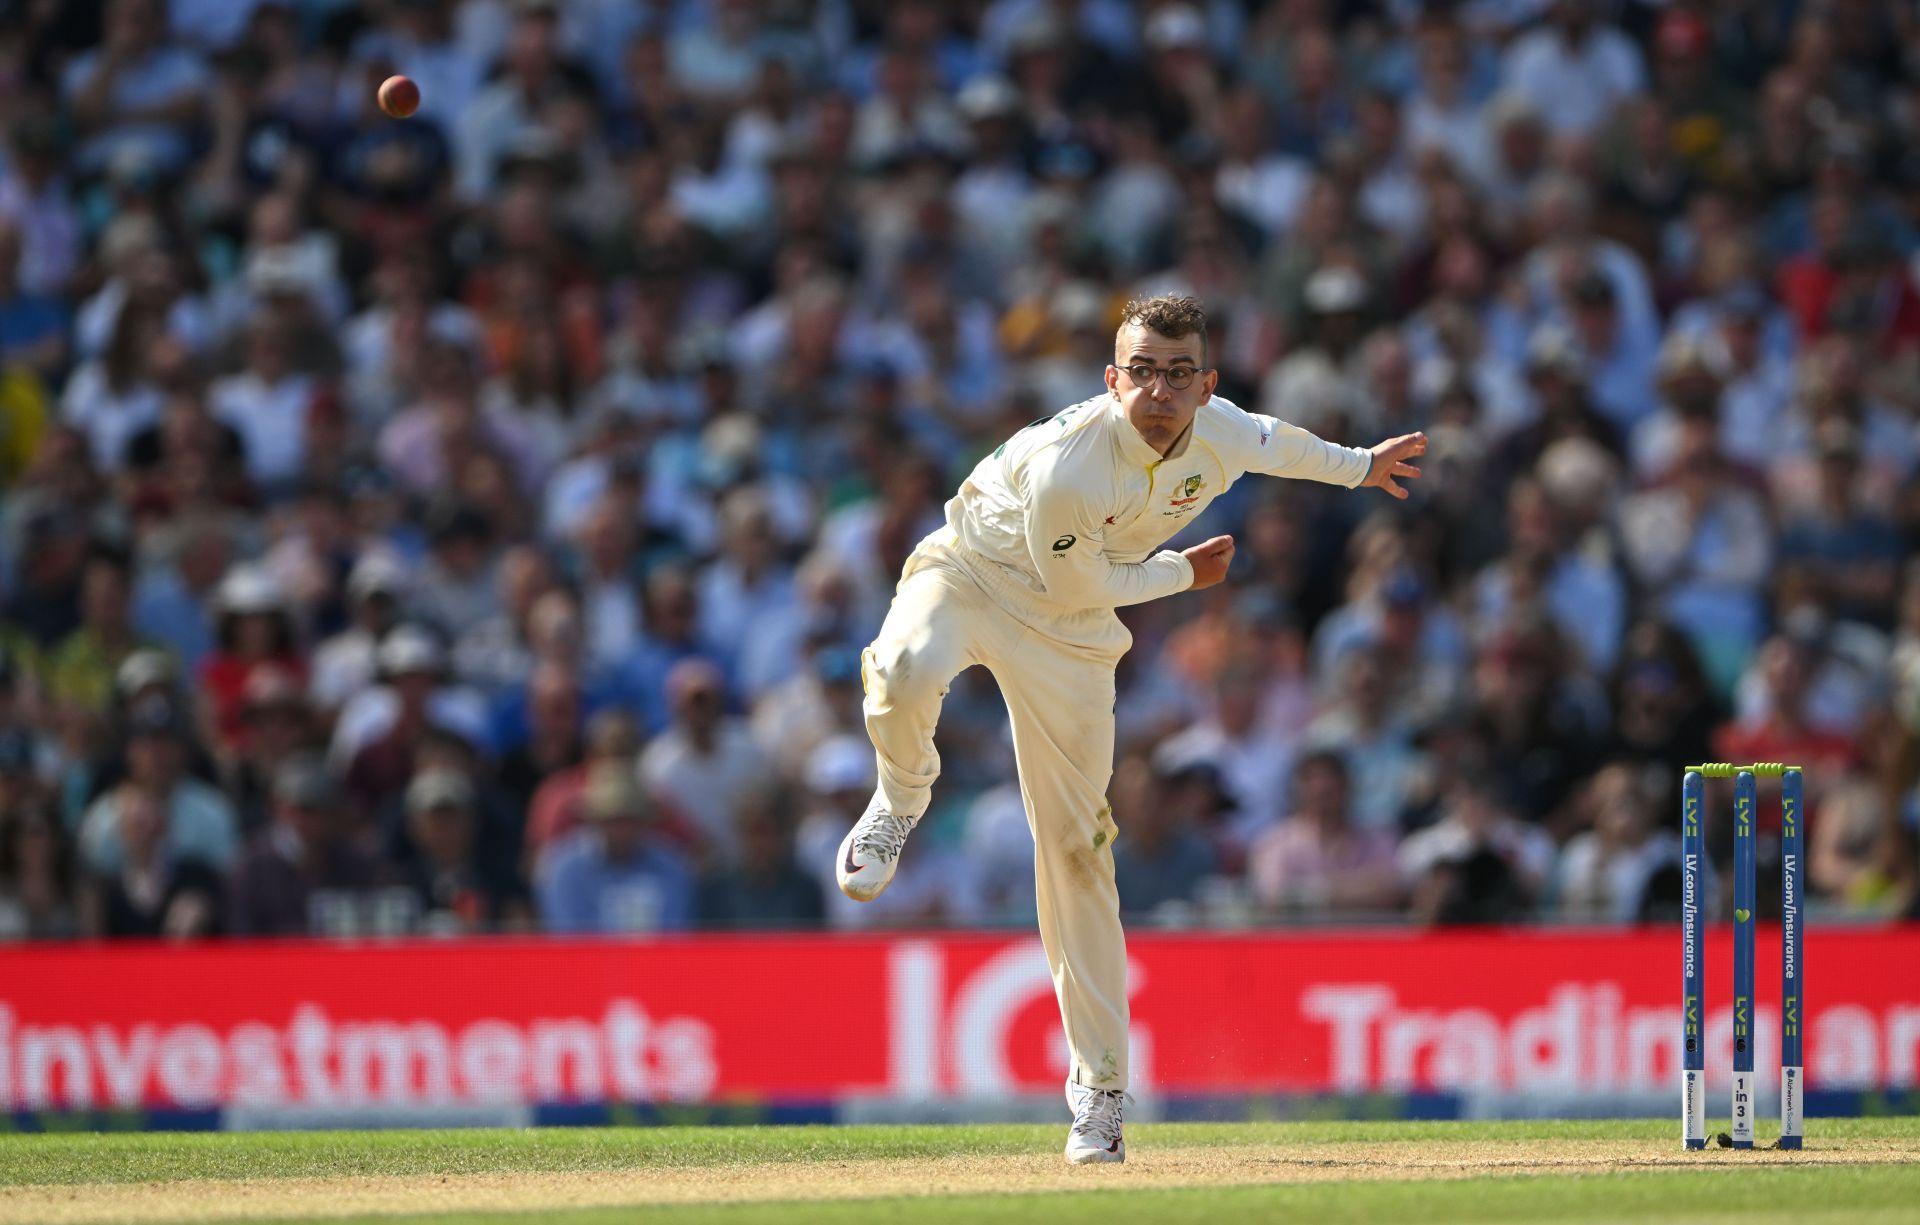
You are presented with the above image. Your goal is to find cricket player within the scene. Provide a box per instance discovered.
[838,295,1427,1163]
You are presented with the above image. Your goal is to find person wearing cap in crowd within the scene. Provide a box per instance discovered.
[221,665,318,834]
[227,753,388,936]
[692,781,825,931]
[198,563,307,754]
[534,760,693,934]
[342,624,454,807]
[78,693,237,876]
[1625,329,1728,482]
[67,648,209,812]
[1775,419,1902,629]
[397,765,532,934]
[309,552,409,713]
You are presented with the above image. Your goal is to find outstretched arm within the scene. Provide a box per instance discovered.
[1231,403,1426,498]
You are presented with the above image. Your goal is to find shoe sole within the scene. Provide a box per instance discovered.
[1065,1148,1125,1165]
[835,831,892,902]
[838,877,888,902]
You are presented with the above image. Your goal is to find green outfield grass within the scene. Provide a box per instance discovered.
[2,1117,1917,1225]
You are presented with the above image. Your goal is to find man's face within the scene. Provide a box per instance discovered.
[1105,322,1217,456]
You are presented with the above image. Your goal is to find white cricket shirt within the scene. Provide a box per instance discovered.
[942,393,1373,611]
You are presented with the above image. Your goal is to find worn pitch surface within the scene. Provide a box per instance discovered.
[2,1118,1917,1224]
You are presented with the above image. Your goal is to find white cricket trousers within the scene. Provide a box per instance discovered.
[861,537,1132,1090]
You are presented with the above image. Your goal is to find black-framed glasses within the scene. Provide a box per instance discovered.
[1122,362,1202,390]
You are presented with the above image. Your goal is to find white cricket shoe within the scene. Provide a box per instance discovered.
[1064,1079,1128,1164]
[834,800,918,901]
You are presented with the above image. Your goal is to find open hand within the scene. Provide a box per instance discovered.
[1363,432,1427,500]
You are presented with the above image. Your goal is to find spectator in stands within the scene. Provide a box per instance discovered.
[638,657,766,864]
[395,767,532,935]
[1248,750,1401,917]
[1500,0,1645,140]
[227,755,388,937]
[82,783,222,938]
[129,515,231,673]
[1301,646,1422,831]
[0,800,79,940]
[1713,631,1862,792]
[1111,755,1218,924]
[495,661,584,821]
[535,761,694,934]
[1153,664,1293,846]
[1402,770,1555,925]
[1464,618,1607,824]
[525,708,638,871]
[43,546,162,719]
[1552,762,1681,922]
[1603,620,1720,778]
[221,665,318,835]
[1774,421,1902,630]
[77,695,237,876]
[198,564,306,757]
[343,626,452,809]
[62,0,210,177]
[310,553,409,714]
[693,783,825,931]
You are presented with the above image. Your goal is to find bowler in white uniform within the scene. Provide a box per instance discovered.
[837,295,1427,1162]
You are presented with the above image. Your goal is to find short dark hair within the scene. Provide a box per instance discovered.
[1117,294,1208,366]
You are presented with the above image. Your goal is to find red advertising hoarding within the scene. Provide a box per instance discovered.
[1,927,1915,1111]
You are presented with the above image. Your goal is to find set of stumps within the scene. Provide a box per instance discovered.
[1682,763,1803,1150]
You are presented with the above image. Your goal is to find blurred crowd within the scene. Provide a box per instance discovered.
[0,0,1918,941]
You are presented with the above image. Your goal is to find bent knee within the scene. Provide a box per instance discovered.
[863,641,953,709]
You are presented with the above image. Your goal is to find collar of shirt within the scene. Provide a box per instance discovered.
[1106,395,1198,467]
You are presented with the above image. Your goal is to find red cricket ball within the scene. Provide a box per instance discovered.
[378,74,421,119]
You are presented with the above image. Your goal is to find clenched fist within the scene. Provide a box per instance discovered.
[1182,534,1235,590]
